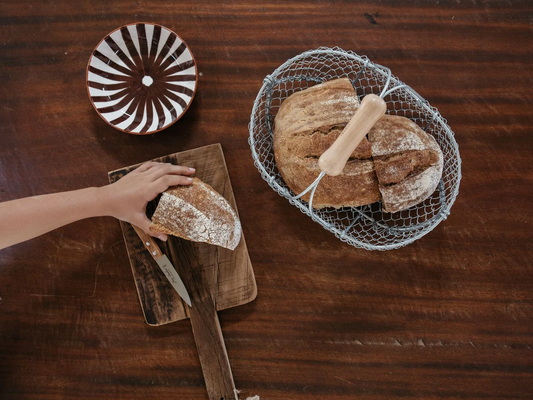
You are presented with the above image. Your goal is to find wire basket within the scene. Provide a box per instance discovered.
[248,47,461,250]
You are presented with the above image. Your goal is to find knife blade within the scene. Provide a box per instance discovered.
[131,225,192,307]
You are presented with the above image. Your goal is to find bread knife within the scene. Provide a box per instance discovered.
[131,225,192,307]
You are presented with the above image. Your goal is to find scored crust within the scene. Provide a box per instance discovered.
[273,77,444,212]
[274,77,361,137]
[368,115,443,213]
[149,178,242,250]
[282,157,380,209]
[273,77,381,208]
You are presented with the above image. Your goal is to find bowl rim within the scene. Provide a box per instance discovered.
[85,21,198,135]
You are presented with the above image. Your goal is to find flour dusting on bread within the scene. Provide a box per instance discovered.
[273,77,444,212]
[150,178,241,250]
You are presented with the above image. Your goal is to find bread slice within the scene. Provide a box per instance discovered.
[273,77,381,208]
[368,115,443,213]
[149,178,242,250]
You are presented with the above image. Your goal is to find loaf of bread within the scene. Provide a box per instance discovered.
[273,77,443,213]
[149,178,242,250]
[369,115,443,213]
[273,77,381,208]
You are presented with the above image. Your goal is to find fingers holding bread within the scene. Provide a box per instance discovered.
[134,161,161,173]
[153,174,194,193]
[149,178,242,251]
[145,163,195,180]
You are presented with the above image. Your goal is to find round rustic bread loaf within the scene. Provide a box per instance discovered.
[273,77,443,212]
[273,78,380,208]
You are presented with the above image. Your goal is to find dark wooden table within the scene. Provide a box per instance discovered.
[1,1,532,399]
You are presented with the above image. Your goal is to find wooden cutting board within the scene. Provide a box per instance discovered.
[108,143,256,326]
[108,143,257,400]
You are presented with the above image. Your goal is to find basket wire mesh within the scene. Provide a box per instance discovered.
[248,47,461,250]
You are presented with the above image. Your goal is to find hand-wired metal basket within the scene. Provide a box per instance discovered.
[248,47,461,250]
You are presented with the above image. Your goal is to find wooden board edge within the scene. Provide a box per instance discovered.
[107,172,162,327]
[107,143,257,326]
[119,222,163,327]
[207,144,258,311]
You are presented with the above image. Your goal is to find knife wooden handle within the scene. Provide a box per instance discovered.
[131,224,164,259]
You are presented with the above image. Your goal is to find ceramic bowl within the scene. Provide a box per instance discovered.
[86,23,197,134]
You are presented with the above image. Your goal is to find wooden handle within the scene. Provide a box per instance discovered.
[318,93,387,176]
[189,298,237,400]
[131,224,164,259]
[134,226,237,399]
[171,238,237,400]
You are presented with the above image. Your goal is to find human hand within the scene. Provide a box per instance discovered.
[101,162,195,241]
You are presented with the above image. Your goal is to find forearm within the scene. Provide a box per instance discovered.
[0,187,108,250]
[0,162,195,250]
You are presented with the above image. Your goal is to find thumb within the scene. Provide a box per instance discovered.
[130,213,168,242]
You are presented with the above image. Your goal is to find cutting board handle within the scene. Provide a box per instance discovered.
[189,297,237,400]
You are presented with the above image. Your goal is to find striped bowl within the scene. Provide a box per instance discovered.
[86,23,197,134]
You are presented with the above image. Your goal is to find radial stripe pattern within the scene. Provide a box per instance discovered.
[86,23,198,134]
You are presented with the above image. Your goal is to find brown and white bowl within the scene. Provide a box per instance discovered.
[86,23,197,134]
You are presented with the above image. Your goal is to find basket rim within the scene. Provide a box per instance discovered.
[248,46,462,250]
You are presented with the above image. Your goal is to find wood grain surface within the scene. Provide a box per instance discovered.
[109,144,254,400]
[1,1,532,399]
[108,144,256,326]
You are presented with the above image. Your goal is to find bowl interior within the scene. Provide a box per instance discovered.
[86,23,197,134]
